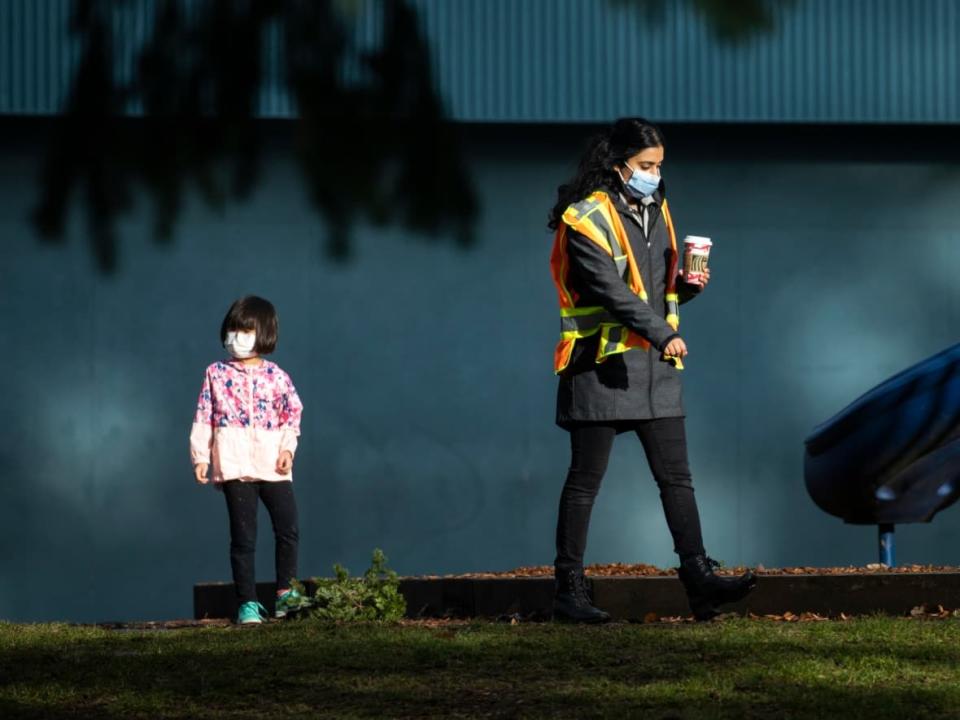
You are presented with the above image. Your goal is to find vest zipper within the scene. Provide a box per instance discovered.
[630,203,659,414]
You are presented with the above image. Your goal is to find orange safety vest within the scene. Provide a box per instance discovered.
[549,191,681,374]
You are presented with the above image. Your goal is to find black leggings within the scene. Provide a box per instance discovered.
[222,480,299,604]
[555,417,706,571]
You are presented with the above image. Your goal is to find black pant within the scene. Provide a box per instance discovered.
[555,417,706,572]
[222,480,299,604]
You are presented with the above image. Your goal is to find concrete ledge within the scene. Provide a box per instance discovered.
[194,572,960,621]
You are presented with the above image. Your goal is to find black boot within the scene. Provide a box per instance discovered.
[553,568,611,624]
[678,555,757,621]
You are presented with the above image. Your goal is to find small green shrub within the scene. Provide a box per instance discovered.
[297,548,406,623]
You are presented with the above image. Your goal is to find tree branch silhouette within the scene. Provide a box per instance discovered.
[32,0,780,272]
[32,0,477,272]
[621,0,789,41]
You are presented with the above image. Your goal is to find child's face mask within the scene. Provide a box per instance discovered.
[224,330,257,359]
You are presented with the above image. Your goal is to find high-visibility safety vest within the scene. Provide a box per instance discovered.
[549,191,680,374]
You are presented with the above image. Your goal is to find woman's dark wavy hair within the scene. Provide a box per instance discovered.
[548,118,665,230]
[220,295,279,355]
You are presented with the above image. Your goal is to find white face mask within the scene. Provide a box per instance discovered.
[224,330,257,359]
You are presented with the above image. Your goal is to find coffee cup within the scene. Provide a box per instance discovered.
[683,236,712,284]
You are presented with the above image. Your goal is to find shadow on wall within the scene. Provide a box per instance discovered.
[31,0,478,272]
[30,0,784,273]
[627,0,791,41]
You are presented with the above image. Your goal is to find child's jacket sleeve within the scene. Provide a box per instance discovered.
[189,369,214,465]
[278,371,304,457]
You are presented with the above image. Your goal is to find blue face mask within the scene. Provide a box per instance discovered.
[621,165,661,199]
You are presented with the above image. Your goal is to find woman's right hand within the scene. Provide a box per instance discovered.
[194,463,210,484]
[663,336,688,358]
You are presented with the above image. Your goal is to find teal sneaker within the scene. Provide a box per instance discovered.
[274,588,310,619]
[237,601,268,625]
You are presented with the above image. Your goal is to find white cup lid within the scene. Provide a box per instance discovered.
[683,235,712,245]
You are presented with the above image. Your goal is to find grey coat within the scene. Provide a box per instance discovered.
[556,188,702,428]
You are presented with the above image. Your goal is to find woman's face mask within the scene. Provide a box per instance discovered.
[620,163,661,199]
[224,330,257,359]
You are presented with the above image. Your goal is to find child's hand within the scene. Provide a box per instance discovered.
[194,463,210,485]
[276,451,294,475]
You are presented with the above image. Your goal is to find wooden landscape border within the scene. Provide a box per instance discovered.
[194,572,960,621]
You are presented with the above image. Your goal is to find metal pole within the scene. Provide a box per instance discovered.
[879,523,895,567]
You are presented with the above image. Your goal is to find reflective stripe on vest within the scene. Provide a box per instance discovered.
[561,194,631,280]
[560,306,609,339]
[549,191,681,373]
[666,293,679,330]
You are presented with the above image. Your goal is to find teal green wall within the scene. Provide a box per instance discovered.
[2,123,960,622]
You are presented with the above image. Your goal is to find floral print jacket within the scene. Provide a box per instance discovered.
[189,358,303,483]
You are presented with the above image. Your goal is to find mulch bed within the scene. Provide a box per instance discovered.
[422,563,960,579]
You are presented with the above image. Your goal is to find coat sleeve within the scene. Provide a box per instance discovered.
[566,229,679,350]
[677,277,704,305]
[278,371,304,457]
[189,369,214,466]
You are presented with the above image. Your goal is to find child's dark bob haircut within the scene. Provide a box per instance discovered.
[220,296,279,355]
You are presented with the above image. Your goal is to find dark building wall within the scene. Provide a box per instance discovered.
[2,121,960,622]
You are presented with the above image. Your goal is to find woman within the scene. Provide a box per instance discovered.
[548,118,756,622]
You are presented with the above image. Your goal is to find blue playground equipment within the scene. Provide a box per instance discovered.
[804,343,960,566]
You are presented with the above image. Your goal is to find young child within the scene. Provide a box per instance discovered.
[190,296,308,624]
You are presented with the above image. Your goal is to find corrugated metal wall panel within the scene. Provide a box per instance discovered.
[406,0,960,122]
[2,0,959,122]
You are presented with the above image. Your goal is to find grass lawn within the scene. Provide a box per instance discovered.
[2,617,960,719]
